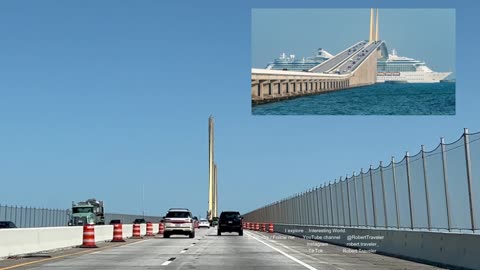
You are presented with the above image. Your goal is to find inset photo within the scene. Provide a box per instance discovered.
[251,9,455,115]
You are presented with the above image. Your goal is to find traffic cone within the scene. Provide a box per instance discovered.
[112,224,125,242]
[132,223,142,239]
[80,224,97,248]
[146,222,155,236]
[268,223,274,233]
[158,222,164,234]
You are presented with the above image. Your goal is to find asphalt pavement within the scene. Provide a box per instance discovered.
[0,228,445,270]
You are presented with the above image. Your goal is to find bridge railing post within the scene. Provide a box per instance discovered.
[361,168,368,227]
[392,156,400,229]
[463,129,476,232]
[369,165,377,228]
[328,182,334,226]
[311,188,316,225]
[380,161,388,228]
[421,145,432,231]
[334,180,340,226]
[323,184,328,226]
[405,152,414,230]
[346,174,352,227]
[315,186,321,225]
[353,172,359,227]
[441,137,452,232]
[340,177,346,227]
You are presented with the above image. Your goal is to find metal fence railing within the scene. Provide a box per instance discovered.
[0,205,163,228]
[244,129,480,233]
[0,206,69,228]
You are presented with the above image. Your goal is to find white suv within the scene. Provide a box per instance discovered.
[163,208,195,238]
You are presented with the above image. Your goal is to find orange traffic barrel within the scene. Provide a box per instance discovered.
[268,223,274,233]
[112,224,125,242]
[255,223,259,231]
[80,224,97,248]
[261,223,266,232]
[132,223,143,239]
[146,222,155,236]
[158,222,165,234]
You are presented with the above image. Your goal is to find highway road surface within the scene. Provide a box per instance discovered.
[0,228,444,270]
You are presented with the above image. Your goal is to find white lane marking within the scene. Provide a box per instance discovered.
[245,231,318,270]
[247,231,347,270]
[161,260,173,266]
[180,250,186,253]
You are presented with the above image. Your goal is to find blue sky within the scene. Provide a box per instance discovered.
[252,9,455,77]
[0,0,478,219]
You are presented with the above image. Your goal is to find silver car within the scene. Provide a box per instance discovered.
[163,208,195,238]
[198,218,210,228]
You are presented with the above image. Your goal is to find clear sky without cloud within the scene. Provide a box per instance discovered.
[252,9,455,77]
[0,0,477,218]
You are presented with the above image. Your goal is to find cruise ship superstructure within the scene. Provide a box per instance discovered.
[265,48,333,71]
[377,49,451,83]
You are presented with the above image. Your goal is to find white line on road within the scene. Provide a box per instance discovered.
[245,231,318,270]
[180,250,186,253]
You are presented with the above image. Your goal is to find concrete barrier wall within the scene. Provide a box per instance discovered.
[0,223,160,258]
[274,224,480,270]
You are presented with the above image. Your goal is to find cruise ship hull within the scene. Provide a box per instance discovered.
[377,71,451,83]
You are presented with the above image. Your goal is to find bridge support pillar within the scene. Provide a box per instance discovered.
[251,81,258,98]
[280,81,287,96]
[289,81,296,95]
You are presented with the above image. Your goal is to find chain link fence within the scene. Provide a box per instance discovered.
[244,129,480,233]
[0,205,163,228]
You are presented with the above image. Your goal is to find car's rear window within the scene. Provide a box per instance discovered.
[166,211,190,218]
[220,212,240,219]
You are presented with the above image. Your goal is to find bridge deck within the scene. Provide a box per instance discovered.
[0,229,443,270]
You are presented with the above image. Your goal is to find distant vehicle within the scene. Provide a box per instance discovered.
[163,208,195,238]
[68,198,105,226]
[352,61,356,64]
[109,219,122,225]
[211,217,219,226]
[0,221,17,229]
[133,218,146,224]
[217,211,243,236]
[193,216,199,228]
[198,219,210,228]
[348,66,351,69]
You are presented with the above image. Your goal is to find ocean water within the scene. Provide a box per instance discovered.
[252,82,455,115]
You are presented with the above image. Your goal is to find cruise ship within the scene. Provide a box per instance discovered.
[265,48,333,71]
[377,49,451,83]
[265,47,451,83]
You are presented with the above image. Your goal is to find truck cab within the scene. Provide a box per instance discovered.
[68,199,105,226]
